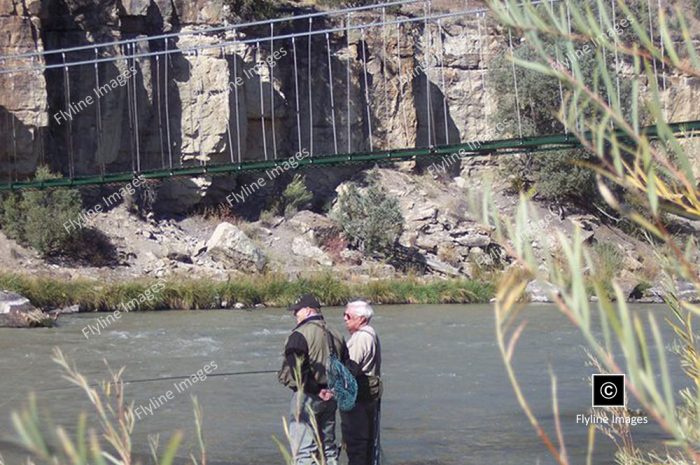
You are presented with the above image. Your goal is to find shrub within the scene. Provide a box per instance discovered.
[534,149,597,201]
[0,166,83,257]
[281,174,313,217]
[225,0,278,20]
[332,177,404,257]
[489,2,635,202]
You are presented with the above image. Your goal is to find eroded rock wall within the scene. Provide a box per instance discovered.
[0,2,698,208]
[0,0,47,178]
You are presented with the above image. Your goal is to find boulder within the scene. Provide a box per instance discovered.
[678,280,700,303]
[525,280,559,303]
[291,237,333,267]
[154,177,212,214]
[205,222,267,272]
[617,270,642,301]
[415,233,441,253]
[425,254,461,277]
[453,228,491,248]
[339,249,363,265]
[405,205,438,223]
[48,304,80,316]
[167,249,193,264]
[0,291,35,314]
[288,210,340,247]
[633,280,698,303]
[0,292,54,327]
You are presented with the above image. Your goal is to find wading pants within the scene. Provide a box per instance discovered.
[289,391,339,465]
[341,400,378,465]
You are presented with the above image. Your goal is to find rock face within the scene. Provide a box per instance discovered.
[0,0,47,179]
[0,3,505,208]
[205,222,266,272]
[2,2,698,212]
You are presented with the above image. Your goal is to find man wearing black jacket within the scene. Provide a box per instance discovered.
[278,294,348,465]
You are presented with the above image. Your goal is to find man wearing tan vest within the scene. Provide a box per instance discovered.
[341,300,383,465]
[278,293,348,465]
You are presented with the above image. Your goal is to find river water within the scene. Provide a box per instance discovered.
[0,304,686,465]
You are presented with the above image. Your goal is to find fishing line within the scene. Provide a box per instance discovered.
[31,369,279,394]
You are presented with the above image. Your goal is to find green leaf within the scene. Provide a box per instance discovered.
[159,431,183,465]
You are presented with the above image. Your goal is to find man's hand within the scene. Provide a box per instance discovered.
[318,388,335,401]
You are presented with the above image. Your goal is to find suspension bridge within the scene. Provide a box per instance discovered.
[0,0,697,191]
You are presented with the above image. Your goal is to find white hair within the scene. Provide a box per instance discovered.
[346,300,374,321]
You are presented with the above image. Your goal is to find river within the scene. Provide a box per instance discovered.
[0,303,686,465]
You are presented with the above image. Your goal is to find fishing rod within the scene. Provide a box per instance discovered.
[36,369,279,394]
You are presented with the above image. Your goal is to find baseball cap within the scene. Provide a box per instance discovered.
[288,293,321,313]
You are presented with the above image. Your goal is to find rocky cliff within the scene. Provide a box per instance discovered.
[0,1,504,194]
[0,0,698,209]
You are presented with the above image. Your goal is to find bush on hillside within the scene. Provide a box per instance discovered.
[0,166,83,257]
[488,3,636,202]
[225,0,278,20]
[281,174,313,217]
[332,175,404,257]
[262,174,313,220]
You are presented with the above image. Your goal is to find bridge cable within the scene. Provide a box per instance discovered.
[164,38,174,170]
[2,5,531,75]
[564,1,580,133]
[360,27,374,152]
[197,52,205,167]
[610,0,621,111]
[31,57,45,170]
[257,41,268,161]
[382,7,390,134]
[186,52,195,167]
[646,0,659,89]
[548,0,567,134]
[346,13,352,153]
[62,53,76,179]
[308,18,315,157]
[477,12,486,96]
[4,111,9,186]
[597,4,612,114]
[506,7,523,139]
[156,55,165,169]
[11,111,17,183]
[155,54,166,169]
[30,56,45,169]
[656,0,667,118]
[95,49,105,176]
[554,46,567,134]
[222,46,235,165]
[437,19,449,145]
[270,24,278,159]
[4,111,8,186]
[0,0,423,63]
[326,32,339,154]
[292,37,303,156]
[233,38,242,163]
[132,44,141,173]
[395,22,409,145]
[424,0,434,146]
[124,45,135,173]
